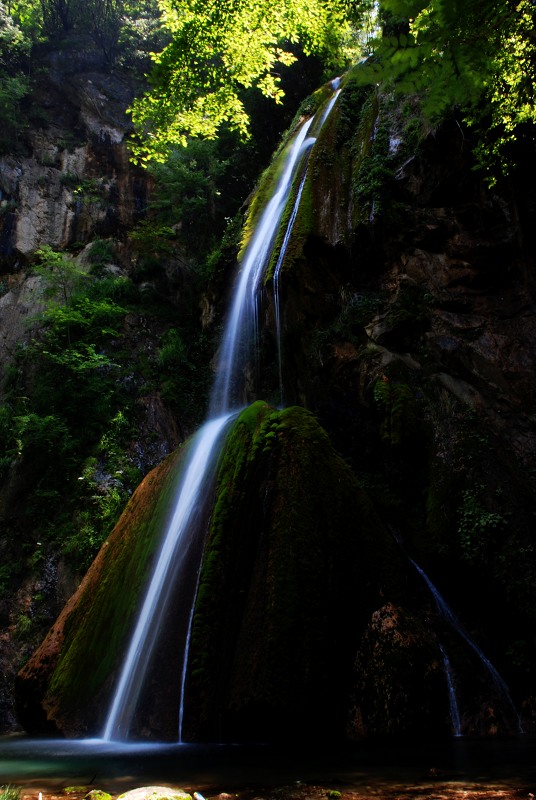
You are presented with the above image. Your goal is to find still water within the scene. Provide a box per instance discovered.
[0,736,535,793]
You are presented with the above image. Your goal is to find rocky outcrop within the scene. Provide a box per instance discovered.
[14,404,413,739]
[0,55,148,268]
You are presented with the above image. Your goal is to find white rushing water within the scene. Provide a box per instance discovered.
[102,80,343,742]
[209,117,315,415]
[102,412,235,741]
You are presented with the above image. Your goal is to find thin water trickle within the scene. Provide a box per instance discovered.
[438,642,462,737]
[409,558,522,733]
[273,87,341,403]
[273,154,313,404]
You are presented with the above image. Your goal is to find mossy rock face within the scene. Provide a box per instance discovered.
[15,447,187,737]
[182,401,408,743]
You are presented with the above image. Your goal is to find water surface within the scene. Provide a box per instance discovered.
[1,736,534,793]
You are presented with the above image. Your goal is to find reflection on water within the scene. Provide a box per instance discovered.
[0,735,535,793]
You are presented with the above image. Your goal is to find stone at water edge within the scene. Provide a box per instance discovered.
[85,792,113,800]
[117,788,192,800]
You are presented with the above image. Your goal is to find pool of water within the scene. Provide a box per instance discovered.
[0,735,535,794]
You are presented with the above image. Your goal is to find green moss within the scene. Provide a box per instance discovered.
[184,402,406,740]
[44,447,188,716]
[85,791,112,800]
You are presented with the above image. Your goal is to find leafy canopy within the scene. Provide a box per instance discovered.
[362,0,536,179]
[129,0,361,162]
[128,0,535,181]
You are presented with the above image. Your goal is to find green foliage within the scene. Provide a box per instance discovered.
[158,326,212,421]
[15,612,33,639]
[14,411,71,457]
[128,219,177,276]
[373,377,417,446]
[357,0,536,182]
[116,0,169,72]
[2,232,214,577]
[353,118,393,218]
[39,295,125,346]
[34,245,88,305]
[0,71,30,149]
[8,0,165,70]
[62,412,142,570]
[457,484,507,564]
[128,0,357,162]
[0,265,142,572]
[148,139,228,251]
[0,2,31,151]
[85,238,116,269]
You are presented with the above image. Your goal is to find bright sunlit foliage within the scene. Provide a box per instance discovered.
[128,0,365,162]
[5,0,535,179]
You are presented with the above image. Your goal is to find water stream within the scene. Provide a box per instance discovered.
[102,81,342,742]
[409,557,522,734]
[102,413,235,741]
[272,83,341,404]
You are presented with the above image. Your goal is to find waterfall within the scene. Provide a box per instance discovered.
[102,80,342,742]
[273,81,341,404]
[209,116,315,415]
[102,412,235,741]
[409,557,523,733]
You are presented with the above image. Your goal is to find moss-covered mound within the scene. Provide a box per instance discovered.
[182,401,408,743]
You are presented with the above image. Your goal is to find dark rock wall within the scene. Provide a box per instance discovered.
[257,72,536,734]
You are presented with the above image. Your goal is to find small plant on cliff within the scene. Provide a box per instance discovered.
[34,245,88,306]
[457,484,508,564]
[373,376,417,446]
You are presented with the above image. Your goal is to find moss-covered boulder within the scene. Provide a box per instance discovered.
[182,401,409,742]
